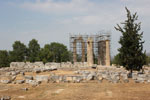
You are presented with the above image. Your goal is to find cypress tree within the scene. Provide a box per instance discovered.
[115,7,146,73]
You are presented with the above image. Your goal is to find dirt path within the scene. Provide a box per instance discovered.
[0,81,150,100]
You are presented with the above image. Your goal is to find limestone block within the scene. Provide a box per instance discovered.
[25,79,40,86]
[34,75,49,82]
[34,62,44,68]
[10,62,25,68]
[24,75,33,80]
[0,96,11,100]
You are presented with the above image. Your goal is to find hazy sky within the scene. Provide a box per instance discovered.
[0,0,150,56]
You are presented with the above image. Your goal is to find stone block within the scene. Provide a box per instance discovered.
[34,75,49,82]
[16,80,25,84]
[25,79,40,86]
[0,80,11,84]
[0,96,11,100]
[24,76,33,80]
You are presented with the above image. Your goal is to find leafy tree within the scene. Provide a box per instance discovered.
[28,39,40,62]
[39,44,54,63]
[49,42,69,62]
[115,7,146,72]
[145,56,150,65]
[112,54,121,66]
[0,50,9,67]
[9,41,27,62]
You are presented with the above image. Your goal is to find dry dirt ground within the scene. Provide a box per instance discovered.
[0,70,150,100]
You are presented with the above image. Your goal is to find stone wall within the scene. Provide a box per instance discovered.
[1,65,150,86]
[10,62,91,69]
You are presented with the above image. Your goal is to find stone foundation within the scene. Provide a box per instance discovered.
[0,62,150,86]
[10,62,91,69]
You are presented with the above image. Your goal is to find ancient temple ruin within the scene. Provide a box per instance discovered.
[70,32,111,66]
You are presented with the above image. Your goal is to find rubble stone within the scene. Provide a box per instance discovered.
[34,75,49,82]
[0,96,11,100]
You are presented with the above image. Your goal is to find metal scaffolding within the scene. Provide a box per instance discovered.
[69,32,111,65]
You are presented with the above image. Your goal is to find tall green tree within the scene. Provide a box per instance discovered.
[9,41,27,62]
[115,7,146,72]
[0,50,9,67]
[39,44,54,63]
[49,42,69,62]
[28,39,40,62]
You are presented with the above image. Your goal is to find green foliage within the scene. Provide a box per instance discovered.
[9,41,27,62]
[145,55,150,65]
[112,54,121,66]
[0,50,9,67]
[28,39,40,62]
[39,42,70,63]
[115,7,146,71]
[0,39,71,67]
[39,44,54,63]
[48,42,69,62]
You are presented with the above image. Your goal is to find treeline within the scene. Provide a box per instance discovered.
[0,39,71,67]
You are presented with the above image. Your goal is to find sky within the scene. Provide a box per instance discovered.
[0,0,150,56]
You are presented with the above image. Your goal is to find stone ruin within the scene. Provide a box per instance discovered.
[9,62,91,69]
[70,33,111,66]
[0,62,150,87]
[0,33,150,92]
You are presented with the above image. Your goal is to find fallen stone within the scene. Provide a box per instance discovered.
[56,76,64,83]
[11,71,17,76]
[24,76,33,80]
[50,75,59,83]
[96,75,103,82]
[147,80,150,83]
[26,80,40,86]
[50,66,57,71]
[86,74,94,81]
[16,80,25,84]
[21,88,28,91]
[0,96,11,100]
[11,76,16,81]
[34,75,49,82]
[75,76,83,83]
[0,80,11,84]
[74,71,79,74]
[0,76,12,84]
[91,65,97,69]
[33,68,41,73]
[123,79,129,83]
[20,72,25,76]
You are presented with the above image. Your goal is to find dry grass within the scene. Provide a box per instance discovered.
[0,81,150,100]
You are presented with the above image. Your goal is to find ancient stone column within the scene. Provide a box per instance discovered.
[87,37,94,66]
[105,40,110,66]
[81,41,85,62]
[73,40,77,63]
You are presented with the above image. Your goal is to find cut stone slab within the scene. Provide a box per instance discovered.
[0,80,11,84]
[24,76,33,80]
[34,75,49,82]
[33,68,41,73]
[25,80,40,86]
[16,80,25,84]
[86,74,94,81]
